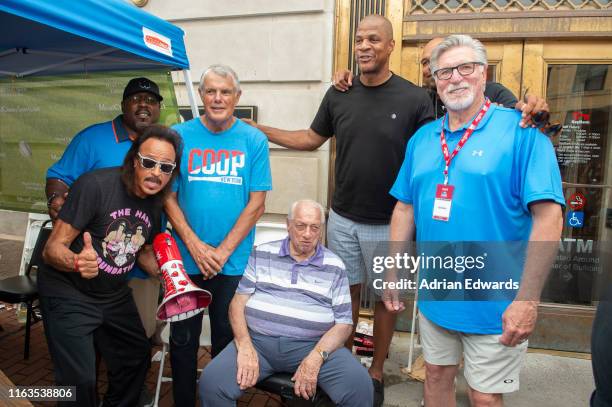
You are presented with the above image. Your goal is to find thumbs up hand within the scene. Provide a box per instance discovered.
[75,232,99,279]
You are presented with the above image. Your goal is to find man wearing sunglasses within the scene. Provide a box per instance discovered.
[164,64,271,407]
[44,77,164,405]
[387,35,564,406]
[39,125,181,407]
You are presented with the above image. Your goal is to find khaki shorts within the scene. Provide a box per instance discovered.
[419,313,527,394]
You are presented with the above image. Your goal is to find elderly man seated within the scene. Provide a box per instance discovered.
[199,199,373,406]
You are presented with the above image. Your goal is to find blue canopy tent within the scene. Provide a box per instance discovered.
[0,0,199,116]
[0,0,200,274]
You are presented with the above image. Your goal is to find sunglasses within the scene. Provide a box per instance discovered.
[522,88,563,137]
[532,111,563,137]
[137,153,176,174]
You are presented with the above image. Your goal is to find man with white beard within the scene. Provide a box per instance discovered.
[386,35,564,407]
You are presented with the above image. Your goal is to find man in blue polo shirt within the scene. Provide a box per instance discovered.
[46,77,162,220]
[386,35,564,407]
[45,77,162,404]
[164,64,271,407]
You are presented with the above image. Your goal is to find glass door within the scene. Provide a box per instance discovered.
[522,41,612,352]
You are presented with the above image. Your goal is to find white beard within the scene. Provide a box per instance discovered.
[440,82,476,112]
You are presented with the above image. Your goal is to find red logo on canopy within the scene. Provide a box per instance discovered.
[145,35,169,50]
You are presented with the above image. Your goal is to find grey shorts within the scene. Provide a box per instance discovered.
[419,313,528,394]
[327,209,389,286]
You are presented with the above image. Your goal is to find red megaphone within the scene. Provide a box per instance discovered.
[153,233,212,322]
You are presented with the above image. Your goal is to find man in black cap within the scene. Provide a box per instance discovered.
[45,76,163,405]
[46,77,163,219]
[46,77,163,220]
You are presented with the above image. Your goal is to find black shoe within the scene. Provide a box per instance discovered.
[372,378,384,407]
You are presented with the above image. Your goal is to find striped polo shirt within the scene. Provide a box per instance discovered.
[236,238,353,339]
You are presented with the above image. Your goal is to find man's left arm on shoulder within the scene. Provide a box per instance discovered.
[292,322,353,400]
[216,191,267,267]
[486,82,550,128]
[136,245,160,277]
[500,201,563,347]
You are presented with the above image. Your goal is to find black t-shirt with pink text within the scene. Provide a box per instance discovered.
[38,167,161,302]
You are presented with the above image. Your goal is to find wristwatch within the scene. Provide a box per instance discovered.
[315,347,329,362]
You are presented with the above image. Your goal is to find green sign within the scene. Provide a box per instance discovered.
[0,70,181,213]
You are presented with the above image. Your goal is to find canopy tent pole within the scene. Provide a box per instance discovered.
[24,49,168,65]
[183,69,199,119]
[0,49,19,75]
[0,49,18,58]
[18,47,116,77]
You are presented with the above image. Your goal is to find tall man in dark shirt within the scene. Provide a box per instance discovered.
[244,14,431,406]
[40,125,182,407]
[334,37,548,122]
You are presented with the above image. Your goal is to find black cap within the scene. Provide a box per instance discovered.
[122,77,163,102]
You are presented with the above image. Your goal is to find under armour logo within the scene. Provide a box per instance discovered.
[391,113,397,119]
[472,150,484,157]
[138,80,151,89]
[504,379,514,384]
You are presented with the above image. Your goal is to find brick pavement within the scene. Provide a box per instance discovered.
[0,302,283,407]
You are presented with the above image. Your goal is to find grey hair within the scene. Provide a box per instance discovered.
[288,199,326,224]
[430,35,487,75]
[198,64,241,92]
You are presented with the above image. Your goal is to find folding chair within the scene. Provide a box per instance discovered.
[256,373,335,406]
[0,219,52,359]
[153,312,212,407]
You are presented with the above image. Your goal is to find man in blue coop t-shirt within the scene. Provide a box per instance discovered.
[165,64,272,407]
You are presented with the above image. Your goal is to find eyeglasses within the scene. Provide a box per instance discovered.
[137,153,176,174]
[127,94,159,105]
[433,62,484,80]
[293,222,322,233]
